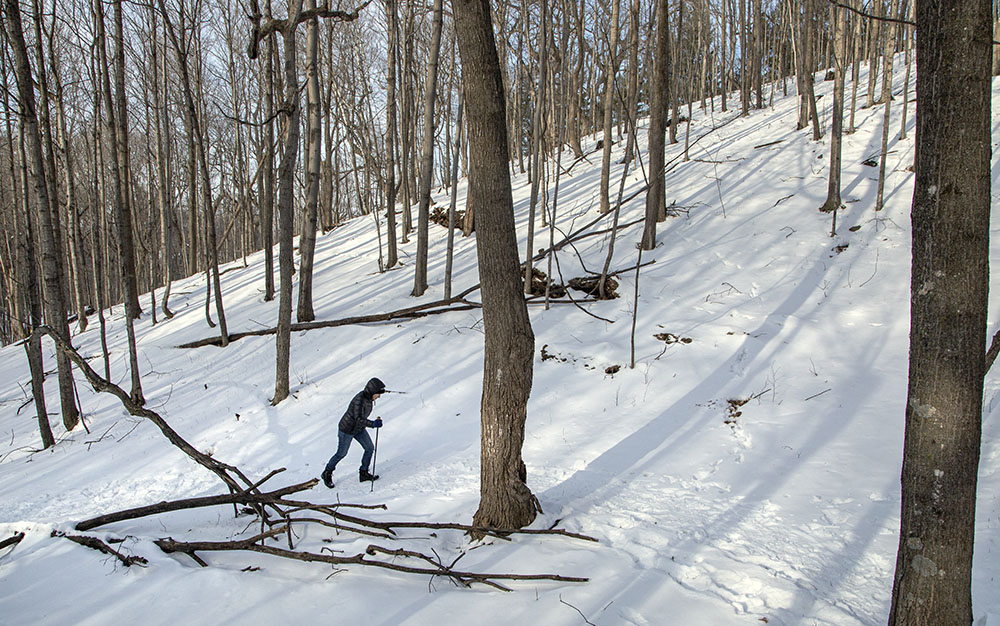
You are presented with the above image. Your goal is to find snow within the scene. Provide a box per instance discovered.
[2,58,999,625]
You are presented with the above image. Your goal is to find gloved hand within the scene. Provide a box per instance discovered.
[372,418,383,428]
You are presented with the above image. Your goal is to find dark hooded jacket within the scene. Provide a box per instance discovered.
[338,378,386,435]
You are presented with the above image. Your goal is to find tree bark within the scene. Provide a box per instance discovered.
[819,0,846,217]
[412,0,445,297]
[642,0,669,250]
[297,0,321,322]
[874,0,899,212]
[271,0,303,405]
[887,1,991,623]
[453,0,539,534]
[384,0,399,269]
[598,0,621,215]
[6,0,81,430]
[262,0,277,301]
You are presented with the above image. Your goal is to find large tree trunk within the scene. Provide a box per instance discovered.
[453,0,539,534]
[887,1,991,623]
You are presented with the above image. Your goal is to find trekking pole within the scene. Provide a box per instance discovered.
[370,427,379,493]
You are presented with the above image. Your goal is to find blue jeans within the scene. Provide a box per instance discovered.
[324,429,374,474]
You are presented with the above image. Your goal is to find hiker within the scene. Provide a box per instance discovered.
[321,377,385,488]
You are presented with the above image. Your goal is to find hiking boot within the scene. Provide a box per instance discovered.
[321,469,334,489]
[359,469,379,483]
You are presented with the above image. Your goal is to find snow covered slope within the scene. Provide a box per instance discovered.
[1,58,999,626]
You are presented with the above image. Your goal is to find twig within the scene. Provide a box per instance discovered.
[753,139,784,149]
[804,388,832,401]
[559,595,597,625]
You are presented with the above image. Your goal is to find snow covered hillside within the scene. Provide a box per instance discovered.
[1,58,999,625]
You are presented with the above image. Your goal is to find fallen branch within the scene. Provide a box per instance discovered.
[53,531,148,568]
[753,139,784,150]
[0,532,25,551]
[177,298,481,348]
[154,536,588,590]
[34,326,251,497]
[75,478,318,531]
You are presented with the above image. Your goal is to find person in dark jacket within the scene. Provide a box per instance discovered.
[321,377,385,487]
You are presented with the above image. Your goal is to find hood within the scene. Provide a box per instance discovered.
[364,377,386,398]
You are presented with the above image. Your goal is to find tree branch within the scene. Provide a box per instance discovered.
[54,531,148,567]
[75,478,318,531]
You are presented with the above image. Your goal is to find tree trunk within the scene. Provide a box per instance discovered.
[642,0,669,250]
[262,0,276,301]
[888,1,991,623]
[524,0,548,293]
[599,0,621,215]
[271,0,303,405]
[874,0,899,211]
[819,0,845,217]
[384,0,399,269]
[452,0,539,534]
[412,0,444,298]
[297,0,321,322]
[159,0,229,347]
[150,7,174,319]
[27,0,81,427]
[5,65,55,445]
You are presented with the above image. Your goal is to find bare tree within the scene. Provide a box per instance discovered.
[158,0,230,347]
[297,0,322,322]
[888,1,991,623]
[453,0,539,534]
[874,0,899,212]
[819,0,846,220]
[642,0,668,250]
[384,0,400,270]
[598,0,621,215]
[0,20,56,445]
[412,0,444,297]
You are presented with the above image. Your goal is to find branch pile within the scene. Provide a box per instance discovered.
[74,474,595,590]
[26,332,595,590]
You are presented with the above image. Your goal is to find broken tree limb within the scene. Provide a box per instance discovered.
[0,532,25,551]
[177,298,481,348]
[53,531,148,567]
[75,479,319,531]
[33,326,250,497]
